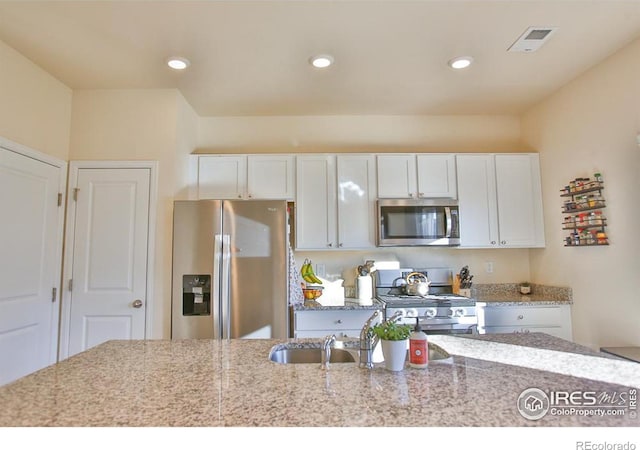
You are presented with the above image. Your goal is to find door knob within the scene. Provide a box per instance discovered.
[132,299,143,308]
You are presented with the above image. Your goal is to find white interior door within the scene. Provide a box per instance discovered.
[0,145,65,386]
[65,167,151,358]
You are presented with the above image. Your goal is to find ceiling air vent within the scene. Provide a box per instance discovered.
[508,26,558,52]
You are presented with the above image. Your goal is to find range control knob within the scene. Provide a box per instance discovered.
[405,308,419,318]
[424,308,437,318]
[449,308,465,318]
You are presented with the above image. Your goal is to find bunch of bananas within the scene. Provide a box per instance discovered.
[300,259,323,285]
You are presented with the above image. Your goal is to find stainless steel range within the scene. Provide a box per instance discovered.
[374,267,478,335]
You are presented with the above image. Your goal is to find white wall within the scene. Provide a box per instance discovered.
[69,89,199,339]
[0,40,71,160]
[522,38,640,350]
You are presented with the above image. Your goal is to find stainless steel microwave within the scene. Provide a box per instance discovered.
[376,199,460,246]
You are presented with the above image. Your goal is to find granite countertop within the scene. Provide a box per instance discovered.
[472,283,573,306]
[292,297,384,311]
[0,333,638,427]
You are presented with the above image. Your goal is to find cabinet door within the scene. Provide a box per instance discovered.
[295,155,337,249]
[247,155,295,199]
[198,155,246,199]
[336,155,376,249]
[495,154,545,247]
[416,154,457,198]
[294,310,380,332]
[456,154,499,247]
[376,154,417,198]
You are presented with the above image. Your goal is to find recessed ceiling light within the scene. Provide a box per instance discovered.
[167,57,190,70]
[309,54,334,69]
[448,56,474,70]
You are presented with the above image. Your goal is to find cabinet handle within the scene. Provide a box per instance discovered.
[237,194,242,199]
[418,192,424,197]
[248,194,252,198]
[336,319,342,324]
[408,192,414,197]
[517,314,524,320]
[491,241,497,245]
[501,240,507,245]
[338,243,343,247]
[327,243,333,248]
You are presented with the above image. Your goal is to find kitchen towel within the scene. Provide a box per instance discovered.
[288,242,304,306]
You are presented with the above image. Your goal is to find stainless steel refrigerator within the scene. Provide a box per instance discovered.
[171,200,289,340]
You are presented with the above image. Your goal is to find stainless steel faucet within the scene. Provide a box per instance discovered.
[321,334,336,369]
[359,310,403,369]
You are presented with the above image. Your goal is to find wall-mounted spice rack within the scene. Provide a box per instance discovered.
[560,174,609,246]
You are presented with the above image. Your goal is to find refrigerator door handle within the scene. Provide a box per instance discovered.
[213,233,223,339]
[221,234,232,339]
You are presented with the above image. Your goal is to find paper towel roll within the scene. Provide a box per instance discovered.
[357,275,373,305]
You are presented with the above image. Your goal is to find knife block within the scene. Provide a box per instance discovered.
[452,274,461,295]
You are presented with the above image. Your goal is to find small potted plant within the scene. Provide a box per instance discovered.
[519,282,531,295]
[372,321,412,371]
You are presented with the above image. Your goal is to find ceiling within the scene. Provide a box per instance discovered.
[1,1,640,117]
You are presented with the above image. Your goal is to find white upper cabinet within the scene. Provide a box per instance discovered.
[416,154,457,198]
[198,155,246,199]
[456,153,545,248]
[197,154,294,200]
[456,154,499,247]
[246,155,295,199]
[336,154,377,249]
[296,154,376,250]
[377,154,457,199]
[376,154,417,198]
[494,154,545,247]
[296,155,337,250]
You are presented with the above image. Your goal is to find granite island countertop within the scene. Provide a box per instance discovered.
[1,333,638,427]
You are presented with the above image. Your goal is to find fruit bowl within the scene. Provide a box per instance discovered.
[302,287,323,300]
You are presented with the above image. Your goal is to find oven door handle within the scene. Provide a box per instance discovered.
[415,317,478,326]
[444,207,453,238]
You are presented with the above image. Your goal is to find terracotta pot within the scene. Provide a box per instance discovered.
[381,339,408,371]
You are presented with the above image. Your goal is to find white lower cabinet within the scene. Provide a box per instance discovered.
[293,309,381,338]
[478,304,572,341]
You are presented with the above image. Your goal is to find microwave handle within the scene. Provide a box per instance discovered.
[445,207,453,238]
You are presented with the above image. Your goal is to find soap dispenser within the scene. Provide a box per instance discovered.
[409,318,428,369]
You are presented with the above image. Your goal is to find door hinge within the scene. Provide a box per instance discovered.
[57,193,63,207]
[68,279,73,292]
[51,287,57,303]
[73,188,79,201]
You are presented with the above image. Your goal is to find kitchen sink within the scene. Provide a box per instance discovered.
[268,342,451,365]
[269,347,356,364]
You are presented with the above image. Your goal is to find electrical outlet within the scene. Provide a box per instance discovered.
[315,264,326,278]
[485,262,494,273]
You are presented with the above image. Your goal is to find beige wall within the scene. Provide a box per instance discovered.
[0,40,71,160]
[70,89,198,339]
[295,248,531,290]
[197,115,524,153]
[522,39,640,349]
